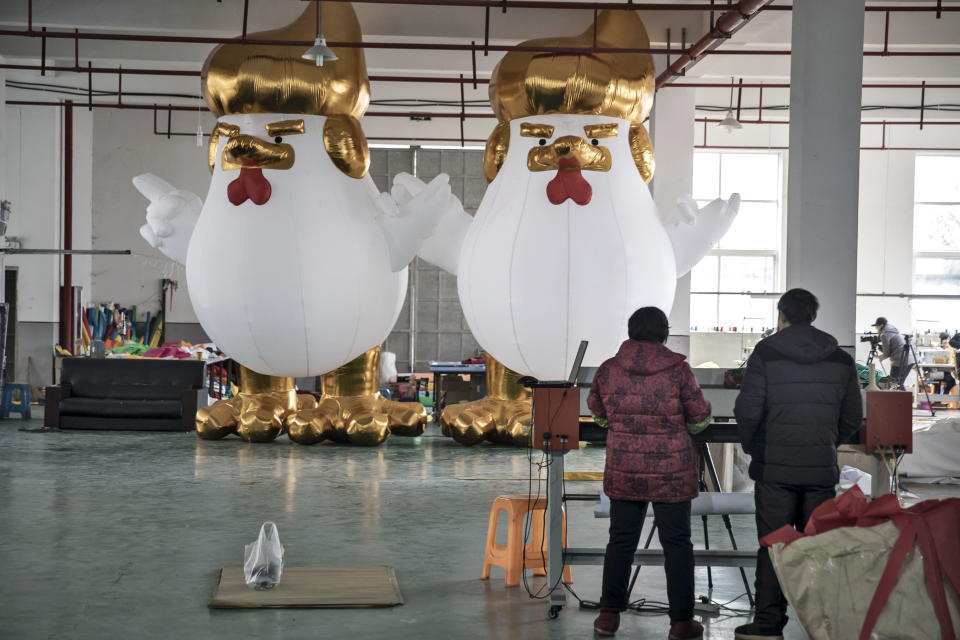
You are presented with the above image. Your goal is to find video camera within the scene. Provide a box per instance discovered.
[860,333,880,347]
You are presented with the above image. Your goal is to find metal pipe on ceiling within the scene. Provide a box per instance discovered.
[1,29,956,57]
[0,28,691,55]
[695,116,960,126]
[663,82,960,90]
[5,64,958,92]
[10,101,960,128]
[655,0,777,89]
[0,63,496,84]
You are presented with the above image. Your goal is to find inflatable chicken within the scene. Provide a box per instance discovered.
[402,10,740,445]
[134,4,448,445]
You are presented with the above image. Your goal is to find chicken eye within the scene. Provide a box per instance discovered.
[591,139,599,146]
[538,139,546,146]
[274,137,283,144]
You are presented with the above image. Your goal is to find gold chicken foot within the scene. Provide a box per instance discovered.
[287,346,427,447]
[195,367,303,442]
[440,354,532,447]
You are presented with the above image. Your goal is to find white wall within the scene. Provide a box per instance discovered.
[91,107,216,323]
[4,106,62,323]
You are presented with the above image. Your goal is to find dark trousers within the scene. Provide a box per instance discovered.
[753,482,835,629]
[600,499,694,623]
[935,371,956,395]
[890,364,912,388]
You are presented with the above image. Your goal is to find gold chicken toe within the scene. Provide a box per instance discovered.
[440,355,532,447]
[286,347,427,447]
[196,367,297,442]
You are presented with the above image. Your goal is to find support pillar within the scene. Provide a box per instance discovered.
[59,100,74,351]
[651,87,696,357]
[785,0,865,349]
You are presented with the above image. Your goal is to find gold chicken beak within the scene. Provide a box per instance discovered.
[527,136,612,173]
[221,135,295,171]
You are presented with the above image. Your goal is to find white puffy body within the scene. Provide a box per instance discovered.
[186,113,406,377]
[457,114,676,380]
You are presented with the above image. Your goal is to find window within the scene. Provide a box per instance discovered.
[911,155,960,327]
[689,151,784,332]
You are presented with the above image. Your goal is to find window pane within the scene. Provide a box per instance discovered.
[717,201,779,250]
[693,152,720,200]
[915,258,960,294]
[915,155,960,203]
[720,153,780,201]
[690,294,718,330]
[718,295,776,331]
[911,299,960,333]
[691,255,719,291]
[914,204,960,252]
[719,255,776,292]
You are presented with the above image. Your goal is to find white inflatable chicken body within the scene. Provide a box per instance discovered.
[406,10,739,444]
[134,4,446,444]
[415,10,739,381]
[183,111,421,377]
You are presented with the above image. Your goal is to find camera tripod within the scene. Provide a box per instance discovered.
[899,335,935,417]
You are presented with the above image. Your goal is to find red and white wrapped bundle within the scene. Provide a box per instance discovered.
[761,487,960,640]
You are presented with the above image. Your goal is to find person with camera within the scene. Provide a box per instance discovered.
[733,289,863,640]
[873,317,915,388]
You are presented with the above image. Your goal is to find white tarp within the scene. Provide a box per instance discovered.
[901,416,960,482]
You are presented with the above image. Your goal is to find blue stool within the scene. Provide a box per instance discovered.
[1,383,31,419]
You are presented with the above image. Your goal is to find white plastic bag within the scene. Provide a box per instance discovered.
[243,521,284,589]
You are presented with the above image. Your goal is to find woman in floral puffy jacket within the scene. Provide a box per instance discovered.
[588,307,712,640]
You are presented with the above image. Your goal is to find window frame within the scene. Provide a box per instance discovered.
[912,154,960,299]
[690,149,786,331]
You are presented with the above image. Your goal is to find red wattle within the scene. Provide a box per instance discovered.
[227,168,272,206]
[546,167,592,206]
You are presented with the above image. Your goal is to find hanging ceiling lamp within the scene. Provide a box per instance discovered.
[718,76,742,132]
[302,0,338,67]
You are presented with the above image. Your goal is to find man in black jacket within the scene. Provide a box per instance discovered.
[733,289,863,640]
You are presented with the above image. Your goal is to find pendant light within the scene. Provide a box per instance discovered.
[718,76,742,132]
[302,1,338,67]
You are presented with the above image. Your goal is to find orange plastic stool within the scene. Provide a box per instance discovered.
[481,494,572,587]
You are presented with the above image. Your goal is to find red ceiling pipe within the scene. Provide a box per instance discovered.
[8,65,960,91]
[0,64,494,84]
[695,116,960,126]
[0,29,681,54]
[326,0,789,10]
[59,100,74,352]
[664,82,960,89]
[2,29,955,57]
[695,144,960,151]
[655,0,776,89]
[11,102,960,126]
[7,100,499,117]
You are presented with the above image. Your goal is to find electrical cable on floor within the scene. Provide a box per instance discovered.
[522,392,571,601]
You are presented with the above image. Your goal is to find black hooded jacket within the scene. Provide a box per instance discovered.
[734,324,863,487]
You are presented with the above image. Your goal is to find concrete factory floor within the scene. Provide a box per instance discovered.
[1,412,956,640]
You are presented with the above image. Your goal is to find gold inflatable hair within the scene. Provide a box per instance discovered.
[202,3,369,118]
[485,10,656,183]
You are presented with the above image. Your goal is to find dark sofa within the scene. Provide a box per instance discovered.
[45,357,205,431]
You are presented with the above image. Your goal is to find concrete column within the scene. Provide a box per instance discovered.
[651,87,696,356]
[786,0,865,348]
